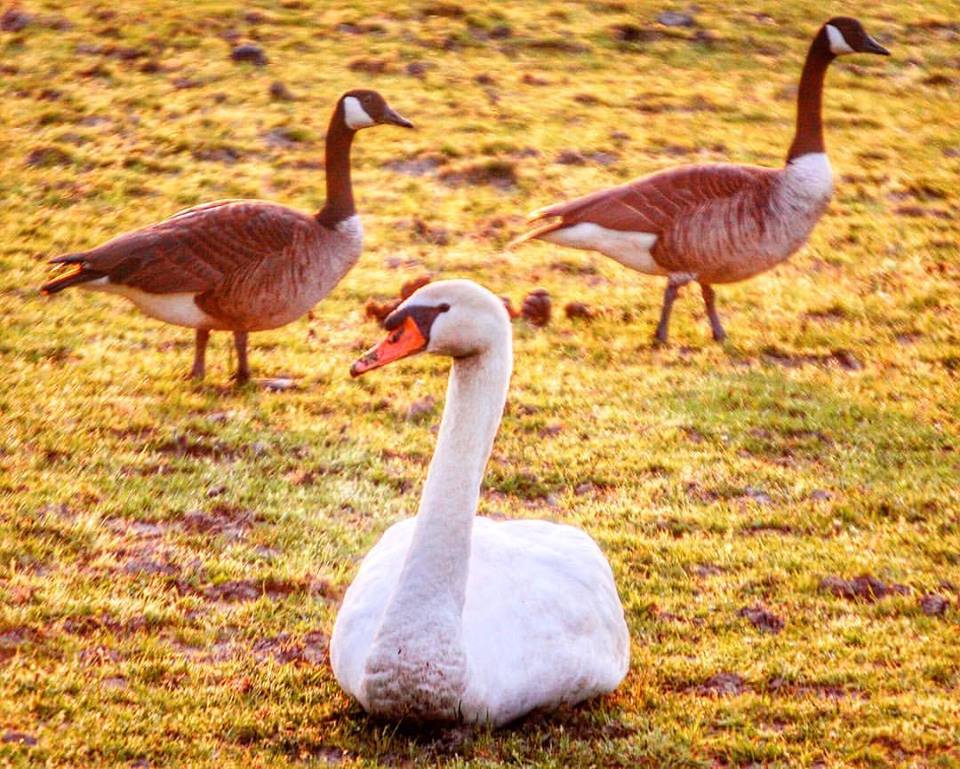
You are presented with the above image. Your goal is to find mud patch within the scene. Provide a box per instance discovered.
[919,593,950,616]
[384,153,445,176]
[439,159,517,189]
[156,433,241,460]
[819,574,910,602]
[765,675,865,700]
[1,731,37,746]
[250,630,328,664]
[739,604,784,634]
[761,346,863,371]
[696,672,746,696]
[181,504,258,539]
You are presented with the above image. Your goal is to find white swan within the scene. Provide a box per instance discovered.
[331,279,629,727]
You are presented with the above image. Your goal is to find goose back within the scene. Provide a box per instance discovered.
[529,161,833,284]
[59,200,362,330]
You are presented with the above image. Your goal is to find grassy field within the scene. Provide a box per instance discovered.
[2,0,959,766]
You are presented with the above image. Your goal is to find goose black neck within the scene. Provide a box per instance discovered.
[317,101,357,227]
[786,29,833,163]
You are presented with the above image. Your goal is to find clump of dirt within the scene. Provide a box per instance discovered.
[610,23,664,43]
[364,297,398,325]
[400,275,432,299]
[564,301,595,320]
[230,43,267,66]
[363,275,432,326]
[410,218,449,245]
[268,80,294,100]
[421,2,465,18]
[521,289,551,327]
[739,604,785,634]
[919,593,950,616]
[820,574,910,602]
[26,145,73,168]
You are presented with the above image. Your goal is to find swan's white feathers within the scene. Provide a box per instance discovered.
[331,516,629,726]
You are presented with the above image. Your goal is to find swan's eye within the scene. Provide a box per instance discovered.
[438,303,450,312]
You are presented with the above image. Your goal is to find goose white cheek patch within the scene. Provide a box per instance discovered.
[825,24,855,55]
[343,96,376,129]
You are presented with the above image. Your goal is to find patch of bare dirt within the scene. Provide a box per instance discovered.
[181,504,258,539]
[348,57,390,74]
[819,574,910,602]
[439,159,517,190]
[739,604,784,634]
[696,672,746,696]
[765,676,865,700]
[61,613,151,637]
[564,301,596,321]
[919,593,950,616]
[409,217,449,245]
[1,626,43,662]
[692,563,723,578]
[761,346,864,371]
[193,577,337,604]
[250,630,328,664]
[1,731,37,746]
[156,433,241,460]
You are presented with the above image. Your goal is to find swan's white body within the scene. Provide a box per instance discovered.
[330,280,629,727]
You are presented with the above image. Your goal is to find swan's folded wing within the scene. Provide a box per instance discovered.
[460,519,629,725]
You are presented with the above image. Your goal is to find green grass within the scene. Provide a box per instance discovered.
[2,1,959,767]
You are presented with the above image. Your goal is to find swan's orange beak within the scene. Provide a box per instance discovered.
[350,316,428,377]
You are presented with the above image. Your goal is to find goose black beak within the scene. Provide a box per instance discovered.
[383,107,414,129]
[864,36,890,55]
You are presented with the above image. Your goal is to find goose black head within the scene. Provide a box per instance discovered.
[823,17,890,57]
[340,89,414,131]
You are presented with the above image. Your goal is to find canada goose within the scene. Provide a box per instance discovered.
[331,280,629,726]
[41,90,412,383]
[509,18,890,344]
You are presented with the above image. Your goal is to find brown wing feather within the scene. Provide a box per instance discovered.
[524,164,780,272]
[532,164,774,232]
[73,201,319,296]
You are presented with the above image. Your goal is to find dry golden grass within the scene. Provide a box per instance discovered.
[1,1,959,767]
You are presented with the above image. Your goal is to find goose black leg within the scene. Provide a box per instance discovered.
[653,275,691,345]
[233,331,250,385]
[189,329,210,380]
[699,283,727,342]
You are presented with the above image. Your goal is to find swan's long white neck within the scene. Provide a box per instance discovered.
[388,335,512,616]
[361,330,512,717]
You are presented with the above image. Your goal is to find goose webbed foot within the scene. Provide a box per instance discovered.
[699,283,727,343]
